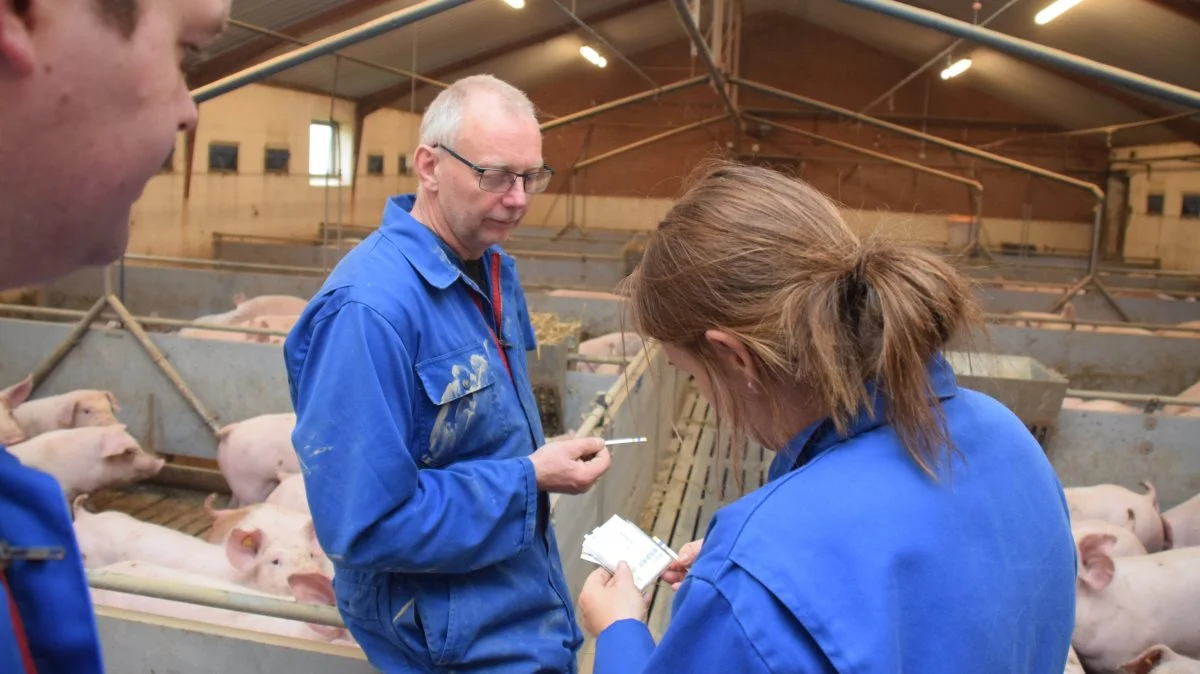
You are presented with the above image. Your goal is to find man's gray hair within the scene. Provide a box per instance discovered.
[419,75,539,148]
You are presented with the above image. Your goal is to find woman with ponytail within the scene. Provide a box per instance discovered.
[578,162,1076,673]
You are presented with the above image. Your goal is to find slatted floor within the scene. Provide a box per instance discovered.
[578,387,770,671]
[82,482,223,539]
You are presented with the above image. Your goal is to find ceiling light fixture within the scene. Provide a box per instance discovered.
[940,57,972,80]
[580,45,608,68]
[1035,0,1084,24]
[503,0,525,8]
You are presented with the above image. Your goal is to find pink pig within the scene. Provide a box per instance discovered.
[1121,645,1200,674]
[74,497,329,596]
[1163,492,1200,548]
[1073,535,1200,673]
[90,560,349,643]
[1062,398,1139,414]
[1064,482,1170,552]
[1072,514,1148,557]
[229,294,308,324]
[13,388,121,437]
[574,332,644,375]
[264,472,309,514]
[0,375,33,446]
[216,412,301,505]
[201,497,332,580]
[9,425,163,500]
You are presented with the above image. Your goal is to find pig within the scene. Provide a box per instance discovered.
[1007,302,1077,330]
[545,289,625,302]
[201,496,330,571]
[229,294,308,324]
[1163,493,1200,548]
[74,497,329,597]
[193,308,241,326]
[1164,380,1200,417]
[265,471,309,514]
[12,388,121,437]
[574,332,644,375]
[1072,534,1200,673]
[1064,481,1169,552]
[90,560,349,643]
[1062,398,1139,414]
[1072,514,1148,557]
[253,314,299,345]
[1122,645,1200,674]
[0,375,33,446]
[9,425,163,500]
[216,412,300,505]
[1156,321,1200,339]
[177,318,273,344]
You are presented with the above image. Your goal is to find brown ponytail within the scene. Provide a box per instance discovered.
[624,161,982,477]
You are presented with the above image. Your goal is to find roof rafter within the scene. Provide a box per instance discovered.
[355,0,660,116]
[188,0,402,90]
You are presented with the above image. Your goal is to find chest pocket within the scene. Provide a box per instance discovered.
[414,344,515,467]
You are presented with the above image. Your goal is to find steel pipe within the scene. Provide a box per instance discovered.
[837,0,1200,109]
[734,78,1103,199]
[983,313,1200,334]
[0,304,290,338]
[743,115,984,191]
[123,253,328,276]
[226,19,450,89]
[540,76,708,133]
[191,0,473,103]
[88,571,345,628]
[573,115,728,171]
[1064,389,1200,409]
[669,0,741,131]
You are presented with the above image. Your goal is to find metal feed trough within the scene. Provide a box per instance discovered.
[943,350,1068,441]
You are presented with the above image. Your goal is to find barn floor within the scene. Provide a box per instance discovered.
[578,390,770,672]
[81,482,224,539]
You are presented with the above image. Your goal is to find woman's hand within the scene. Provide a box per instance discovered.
[660,538,703,591]
[579,562,651,636]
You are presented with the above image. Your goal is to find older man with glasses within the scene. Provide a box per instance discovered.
[283,74,613,673]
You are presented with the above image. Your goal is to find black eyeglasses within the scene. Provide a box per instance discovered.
[433,145,555,194]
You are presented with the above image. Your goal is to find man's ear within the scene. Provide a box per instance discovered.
[0,0,38,78]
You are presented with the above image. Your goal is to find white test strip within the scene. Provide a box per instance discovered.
[604,437,648,447]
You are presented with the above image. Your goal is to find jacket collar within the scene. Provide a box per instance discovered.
[381,194,507,291]
[768,354,959,481]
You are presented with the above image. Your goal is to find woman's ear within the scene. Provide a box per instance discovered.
[703,330,759,386]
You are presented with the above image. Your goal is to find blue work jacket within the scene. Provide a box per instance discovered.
[0,448,105,673]
[284,195,581,672]
[595,355,1077,673]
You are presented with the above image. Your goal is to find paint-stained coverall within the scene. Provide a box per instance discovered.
[284,194,581,672]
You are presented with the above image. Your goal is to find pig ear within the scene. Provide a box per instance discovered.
[1,375,33,407]
[233,292,247,306]
[1061,302,1077,322]
[59,400,80,427]
[1078,533,1117,591]
[102,435,139,460]
[1139,480,1159,511]
[105,391,121,412]
[1120,645,1166,674]
[225,528,264,572]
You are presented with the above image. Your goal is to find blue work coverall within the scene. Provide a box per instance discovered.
[0,449,105,673]
[284,195,581,672]
[594,355,1078,673]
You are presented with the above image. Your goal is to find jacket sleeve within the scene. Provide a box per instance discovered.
[595,576,836,674]
[288,300,538,575]
[0,451,104,674]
